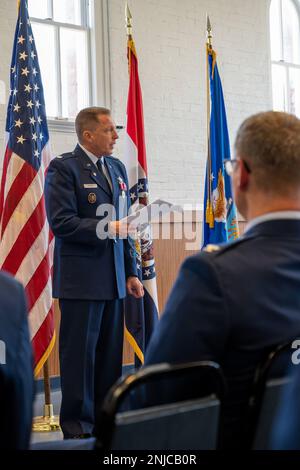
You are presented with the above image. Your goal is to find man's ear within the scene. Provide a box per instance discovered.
[83,130,92,142]
[239,160,250,190]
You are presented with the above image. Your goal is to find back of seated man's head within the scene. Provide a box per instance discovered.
[235,111,300,196]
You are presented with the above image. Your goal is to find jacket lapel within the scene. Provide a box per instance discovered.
[74,145,112,196]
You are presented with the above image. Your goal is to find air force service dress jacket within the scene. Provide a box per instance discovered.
[45,144,137,301]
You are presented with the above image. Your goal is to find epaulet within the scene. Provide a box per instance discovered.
[55,152,74,161]
[204,235,255,256]
[204,244,221,253]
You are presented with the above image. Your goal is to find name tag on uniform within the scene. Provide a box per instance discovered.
[84,184,98,189]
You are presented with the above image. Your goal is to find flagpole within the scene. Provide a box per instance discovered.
[126,2,136,71]
[205,15,214,229]
[124,2,159,364]
[32,360,60,432]
[125,2,144,364]
[126,2,133,39]
[202,15,239,247]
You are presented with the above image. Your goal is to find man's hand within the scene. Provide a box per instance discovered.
[109,220,139,239]
[126,276,144,298]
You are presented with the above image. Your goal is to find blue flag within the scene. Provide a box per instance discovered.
[202,48,239,248]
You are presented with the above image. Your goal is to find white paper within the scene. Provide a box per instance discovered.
[123,199,182,227]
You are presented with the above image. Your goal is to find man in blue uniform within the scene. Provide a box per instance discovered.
[45,107,144,439]
[145,111,300,448]
[0,270,34,449]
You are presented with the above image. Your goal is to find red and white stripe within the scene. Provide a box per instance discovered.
[0,137,54,374]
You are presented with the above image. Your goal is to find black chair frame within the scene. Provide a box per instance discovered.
[246,337,299,447]
[95,360,225,451]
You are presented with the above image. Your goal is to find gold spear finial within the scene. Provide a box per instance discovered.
[126,2,133,37]
[206,14,213,49]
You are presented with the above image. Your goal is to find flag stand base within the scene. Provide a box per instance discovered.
[32,404,61,432]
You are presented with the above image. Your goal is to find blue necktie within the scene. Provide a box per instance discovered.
[96,158,112,194]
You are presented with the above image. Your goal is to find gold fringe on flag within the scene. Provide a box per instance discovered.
[206,201,215,229]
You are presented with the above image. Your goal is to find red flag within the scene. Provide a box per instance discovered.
[123,37,159,363]
[0,0,55,375]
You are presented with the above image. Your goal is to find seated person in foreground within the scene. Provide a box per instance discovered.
[144,111,300,449]
[0,270,34,449]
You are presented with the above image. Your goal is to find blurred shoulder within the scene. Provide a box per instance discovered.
[183,236,254,272]
[0,272,25,316]
[0,270,22,294]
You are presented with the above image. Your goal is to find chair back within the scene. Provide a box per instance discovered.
[252,376,291,449]
[95,360,225,451]
[247,339,298,449]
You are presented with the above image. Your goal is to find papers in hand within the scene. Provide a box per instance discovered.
[123,199,182,228]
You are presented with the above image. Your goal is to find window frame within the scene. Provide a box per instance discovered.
[270,0,300,115]
[29,0,111,133]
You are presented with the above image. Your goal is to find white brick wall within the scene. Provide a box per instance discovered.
[109,0,272,206]
[0,0,272,206]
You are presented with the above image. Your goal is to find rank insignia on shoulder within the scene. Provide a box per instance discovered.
[88,193,97,204]
[204,244,220,253]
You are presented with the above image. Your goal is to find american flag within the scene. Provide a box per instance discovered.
[123,35,159,364]
[0,0,55,374]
